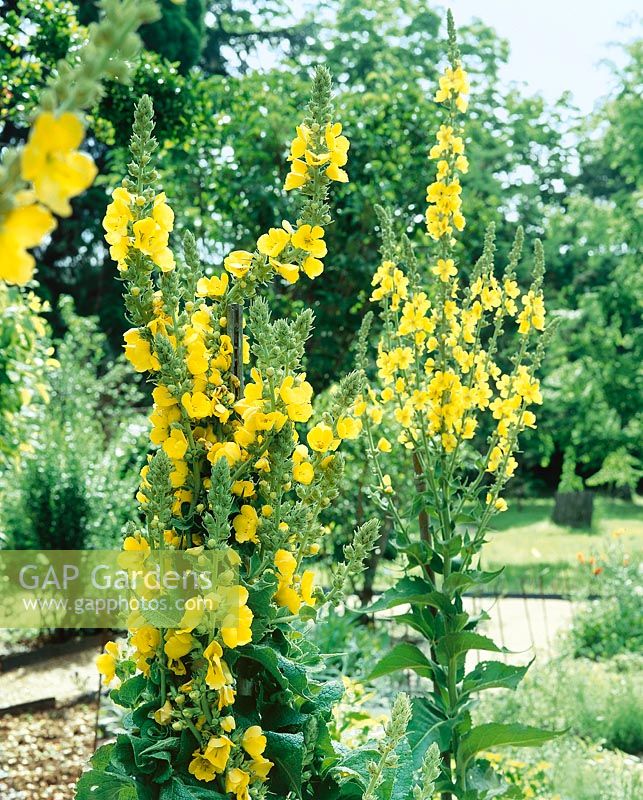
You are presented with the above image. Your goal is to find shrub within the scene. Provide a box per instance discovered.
[1,299,146,550]
[569,536,642,659]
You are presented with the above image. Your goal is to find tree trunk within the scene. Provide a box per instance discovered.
[552,491,593,528]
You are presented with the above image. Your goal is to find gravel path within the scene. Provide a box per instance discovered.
[0,704,95,800]
[0,642,100,710]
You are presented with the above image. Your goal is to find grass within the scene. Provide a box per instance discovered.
[478,496,643,594]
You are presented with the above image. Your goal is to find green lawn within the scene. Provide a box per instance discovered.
[480,496,643,595]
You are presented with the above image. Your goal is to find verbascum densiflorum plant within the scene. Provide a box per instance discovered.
[0,0,159,286]
[86,73,380,800]
[357,13,560,800]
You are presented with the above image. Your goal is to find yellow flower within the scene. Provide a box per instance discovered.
[21,112,97,216]
[203,735,234,773]
[284,158,309,191]
[0,203,56,284]
[224,250,253,278]
[301,255,324,279]
[196,272,229,297]
[123,328,159,372]
[225,768,250,800]
[163,428,189,460]
[132,217,175,272]
[293,461,314,484]
[377,437,392,453]
[250,756,274,780]
[164,630,194,660]
[153,699,173,725]
[203,640,230,690]
[242,726,267,760]
[291,224,327,257]
[188,752,217,782]
[96,641,119,684]
[270,257,300,284]
[257,227,290,258]
[279,375,313,422]
[336,416,362,440]
[182,391,212,419]
[432,258,457,283]
[220,587,253,648]
[307,422,337,452]
[102,187,133,247]
[233,505,259,544]
[324,121,350,182]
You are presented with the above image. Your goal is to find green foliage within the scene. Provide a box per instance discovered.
[568,538,643,659]
[479,654,643,756]
[587,447,642,494]
[0,299,146,550]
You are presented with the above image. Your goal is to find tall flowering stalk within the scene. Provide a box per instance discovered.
[0,0,159,286]
[360,13,559,799]
[86,72,379,800]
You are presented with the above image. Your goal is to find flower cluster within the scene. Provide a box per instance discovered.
[0,0,159,286]
[284,120,350,190]
[364,49,547,519]
[95,76,374,800]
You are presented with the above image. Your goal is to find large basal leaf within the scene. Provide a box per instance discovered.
[368,642,434,681]
[407,697,453,768]
[458,723,564,767]
[360,577,450,614]
[436,631,506,662]
[461,660,531,696]
[265,730,305,798]
[75,770,138,800]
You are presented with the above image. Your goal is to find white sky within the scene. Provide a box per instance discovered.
[446,0,641,112]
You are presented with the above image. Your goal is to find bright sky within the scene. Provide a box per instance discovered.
[446,0,641,112]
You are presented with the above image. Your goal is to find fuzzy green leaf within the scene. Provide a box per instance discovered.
[436,632,506,662]
[265,731,305,798]
[461,660,532,696]
[407,697,453,768]
[368,642,434,680]
[361,577,449,614]
[75,770,138,800]
[458,723,564,767]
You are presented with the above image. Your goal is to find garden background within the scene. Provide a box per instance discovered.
[0,1,641,799]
